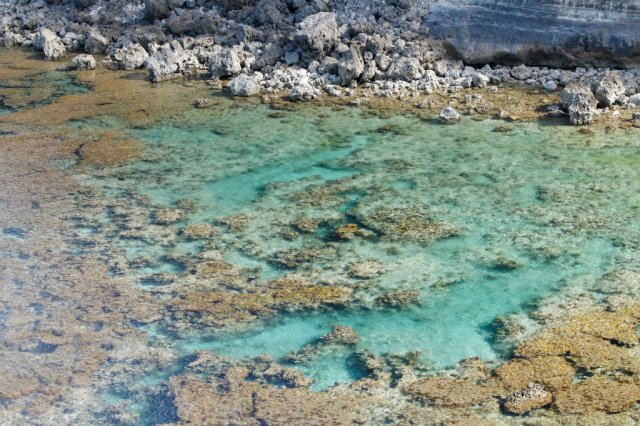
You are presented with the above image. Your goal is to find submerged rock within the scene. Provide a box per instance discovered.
[348,261,386,279]
[320,325,359,345]
[376,289,420,308]
[181,224,217,240]
[152,207,184,224]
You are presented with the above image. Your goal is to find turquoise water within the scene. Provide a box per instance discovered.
[77,103,640,390]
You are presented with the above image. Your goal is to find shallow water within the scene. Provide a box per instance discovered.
[73,102,640,391]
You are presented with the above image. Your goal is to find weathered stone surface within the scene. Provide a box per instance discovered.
[227,74,261,97]
[72,54,96,70]
[84,28,109,54]
[386,57,423,81]
[144,0,169,21]
[111,43,149,70]
[593,71,625,107]
[293,12,338,57]
[289,78,319,101]
[426,0,640,67]
[439,106,460,124]
[338,46,364,84]
[144,41,201,82]
[503,383,552,414]
[568,92,598,126]
[35,28,65,60]
[559,81,598,125]
[209,47,242,78]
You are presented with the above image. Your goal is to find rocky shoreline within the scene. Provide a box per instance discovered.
[2,0,640,125]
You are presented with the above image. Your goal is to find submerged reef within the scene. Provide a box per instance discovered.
[2,48,640,425]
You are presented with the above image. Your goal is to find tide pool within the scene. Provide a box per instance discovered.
[77,103,640,390]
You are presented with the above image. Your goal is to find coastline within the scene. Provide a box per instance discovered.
[3,46,640,424]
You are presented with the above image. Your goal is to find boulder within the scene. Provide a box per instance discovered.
[593,71,625,107]
[166,10,218,36]
[227,74,260,96]
[560,80,593,108]
[35,28,66,60]
[568,92,598,125]
[144,0,170,21]
[510,64,532,81]
[144,41,201,82]
[112,43,149,70]
[338,46,364,85]
[543,80,557,91]
[629,93,640,107]
[3,32,24,47]
[289,79,319,101]
[293,12,338,57]
[503,383,552,414]
[251,0,285,27]
[255,42,284,68]
[439,106,461,124]
[209,48,242,78]
[386,57,423,81]
[72,54,96,70]
[84,28,109,54]
[471,72,490,88]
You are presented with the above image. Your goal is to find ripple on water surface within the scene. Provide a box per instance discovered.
[76,104,640,390]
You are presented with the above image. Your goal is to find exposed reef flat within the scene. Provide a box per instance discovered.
[2,47,640,425]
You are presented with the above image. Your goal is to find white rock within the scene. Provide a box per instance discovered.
[439,106,461,124]
[72,54,96,70]
[227,74,260,97]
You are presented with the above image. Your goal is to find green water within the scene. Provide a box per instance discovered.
[76,103,640,390]
[0,70,90,111]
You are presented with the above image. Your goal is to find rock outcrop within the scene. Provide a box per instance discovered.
[293,12,338,58]
[439,106,460,124]
[425,0,640,67]
[34,28,65,60]
[227,74,261,97]
[593,71,625,107]
[72,54,96,70]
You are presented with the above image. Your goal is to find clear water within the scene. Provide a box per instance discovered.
[0,70,90,111]
[78,103,640,390]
